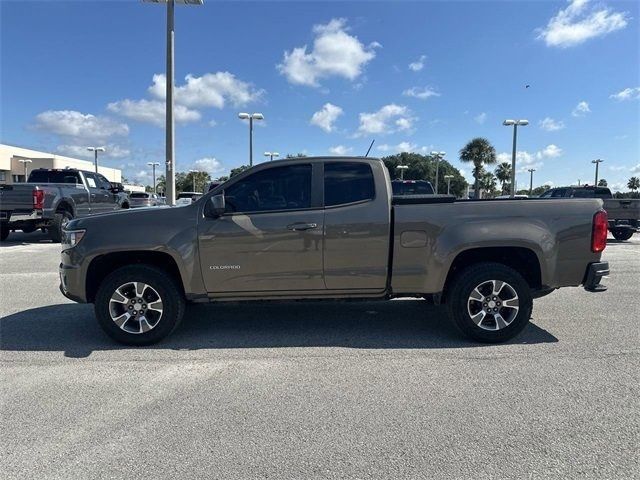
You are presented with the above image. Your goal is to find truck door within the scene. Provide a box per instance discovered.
[322,161,391,291]
[197,163,325,294]
[96,173,119,211]
[84,172,111,214]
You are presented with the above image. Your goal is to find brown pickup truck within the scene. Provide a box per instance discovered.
[59,157,609,345]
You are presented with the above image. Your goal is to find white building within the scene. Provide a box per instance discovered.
[0,143,122,184]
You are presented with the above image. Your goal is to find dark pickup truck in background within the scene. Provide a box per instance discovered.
[0,168,129,242]
[540,186,639,241]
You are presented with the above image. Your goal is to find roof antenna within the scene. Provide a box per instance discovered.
[364,139,375,157]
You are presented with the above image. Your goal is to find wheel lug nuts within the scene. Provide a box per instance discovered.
[494,307,498,311]
[128,305,133,310]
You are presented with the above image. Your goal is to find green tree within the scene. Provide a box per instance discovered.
[178,171,211,193]
[230,165,251,178]
[517,184,551,197]
[478,169,498,197]
[494,162,512,194]
[459,137,497,199]
[382,152,468,197]
[597,178,608,187]
[628,176,640,192]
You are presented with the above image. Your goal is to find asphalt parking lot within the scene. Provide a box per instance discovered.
[1,232,638,479]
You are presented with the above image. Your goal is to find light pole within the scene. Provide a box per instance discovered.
[527,168,536,195]
[143,0,204,206]
[502,119,529,198]
[430,151,446,194]
[147,162,160,193]
[396,165,409,180]
[592,159,604,185]
[264,151,279,161]
[86,146,105,173]
[18,159,32,181]
[238,112,263,166]
[189,169,199,192]
[444,174,454,195]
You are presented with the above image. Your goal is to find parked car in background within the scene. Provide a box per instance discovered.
[540,186,640,241]
[391,179,434,195]
[129,192,165,208]
[175,191,203,207]
[109,182,130,209]
[1,168,129,242]
[59,157,609,346]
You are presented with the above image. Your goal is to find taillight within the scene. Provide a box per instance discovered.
[591,210,607,253]
[33,189,45,210]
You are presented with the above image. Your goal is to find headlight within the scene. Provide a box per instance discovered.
[63,229,86,247]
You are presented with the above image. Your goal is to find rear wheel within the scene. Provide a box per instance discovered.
[49,210,73,242]
[446,262,533,343]
[611,228,633,241]
[21,225,37,234]
[0,224,9,241]
[94,265,185,345]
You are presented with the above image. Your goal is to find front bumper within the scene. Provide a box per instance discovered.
[59,260,87,303]
[583,261,609,292]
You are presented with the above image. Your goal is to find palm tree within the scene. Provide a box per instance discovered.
[459,137,497,199]
[494,162,512,193]
[479,170,498,196]
[597,179,608,187]
[627,176,639,192]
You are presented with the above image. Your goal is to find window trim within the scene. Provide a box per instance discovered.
[322,161,377,208]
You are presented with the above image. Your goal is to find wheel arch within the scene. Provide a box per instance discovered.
[85,251,184,303]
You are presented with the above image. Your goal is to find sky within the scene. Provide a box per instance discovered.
[1,0,639,191]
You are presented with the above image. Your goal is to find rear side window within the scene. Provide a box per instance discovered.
[28,170,80,184]
[324,162,375,207]
[130,193,149,198]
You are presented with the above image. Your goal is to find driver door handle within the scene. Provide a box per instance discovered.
[287,222,318,231]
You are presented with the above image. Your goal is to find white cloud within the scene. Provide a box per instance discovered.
[538,144,563,158]
[402,86,440,100]
[192,157,225,176]
[329,145,352,155]
[357,104,415,136]
[278,18,378,87]
[610,87,640,101]
[107,99,201,127]
[408,55,426,72]
[572,100,591,117]
[537,0,628,48]
[208,119,217,127]
[608,165,627,172]
[631,164,640,174]
[474,112,487,124]
[148,72,263,109]
[377,142,431,154]
[56,144,130,159]
[539,117,566,131]
[497,144,563,172]
[34,110,129,142]
[310,103,343,132]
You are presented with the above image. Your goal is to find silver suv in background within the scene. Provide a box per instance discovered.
[129,192,165,208]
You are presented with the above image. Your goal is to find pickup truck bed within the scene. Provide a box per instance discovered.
[59,157,609,346]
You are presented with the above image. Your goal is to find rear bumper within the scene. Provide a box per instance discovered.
[1,209,43,223]
[583,261,609,292]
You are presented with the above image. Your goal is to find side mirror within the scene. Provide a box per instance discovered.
[206,193,226,217]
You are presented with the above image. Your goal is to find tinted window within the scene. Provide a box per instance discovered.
[130,193,149,198]
[571,189,593,198]
[539,190,553,198]
[595,187,612,198]
[391,180,434,195]
[28,170,80,184]
[224,164,312,213]
[551,188,568,198]
[97,174,111,190]
[324,162,375,206]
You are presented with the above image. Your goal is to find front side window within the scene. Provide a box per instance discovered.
[224,164,312,213]
[324,162,375,206]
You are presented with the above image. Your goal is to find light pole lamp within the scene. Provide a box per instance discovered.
[592,159,604,185]
[147,162,160,193]
[430,151,446,194]
[143,0,204,206]
[238,112,263,166]
[527,168,536,195]
[188,169,199,192]
[86,146,106,173]
[502,119,529,198]
[444,174,454,195]
[396,164,409,180]
[18,159,32,181]
[264,151,279,161]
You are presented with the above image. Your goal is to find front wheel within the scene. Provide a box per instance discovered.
[611,228,634,241]
[0,224,9,241]
[446,262,533,343]
[49,210,73,242]
[94,265,185,345]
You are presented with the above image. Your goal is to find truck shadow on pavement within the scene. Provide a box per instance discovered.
[1,300,558,358]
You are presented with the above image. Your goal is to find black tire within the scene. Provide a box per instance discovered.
[49,210,73,243]
[611,229,633,241]
[121,202,130,209]
[94,265,185,345]
[0,224,9,242]
[21,225,37,234]
[446,262,533,343]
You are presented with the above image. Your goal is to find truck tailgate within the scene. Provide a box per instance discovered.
[0,184,34,213]
[603,198,640,220]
